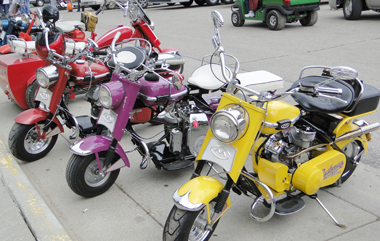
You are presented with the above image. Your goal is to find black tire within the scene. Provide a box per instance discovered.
[163,202,220,241]
[343,0,362,20]
[138,0,149,9]
[231,11,245,27]
[195,0,205,6]
[206,0,219,6]
[66,152,120,197]
[181,0,194,7]
[167,3,176,5]
[300,10,318,26]
[26,80,40,109]
[266,10,286,30]
[91,5,101,11]
[8,122,58,162]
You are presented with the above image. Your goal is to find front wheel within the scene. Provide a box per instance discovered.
[343,0,362,20]
[163,202,220,241]
[231,11,245,27]
[66,152,120,197]
[300,10,318,26]
[8,122,58,162]
[266,10,286,30]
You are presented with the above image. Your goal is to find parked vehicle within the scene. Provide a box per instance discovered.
[329,0,380,20]
[64,11,281,198]
[0,0,183,110]
[163,10,380,240]
[231,0,320,30]
[30,0,50,7]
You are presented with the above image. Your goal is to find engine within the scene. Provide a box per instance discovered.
[261,125,317,167]
[164,101,210,157]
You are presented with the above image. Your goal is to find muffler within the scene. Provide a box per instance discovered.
[335,123,379,142]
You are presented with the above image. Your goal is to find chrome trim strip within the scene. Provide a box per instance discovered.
[70,72,109,81]
[173,190,204,211]
[69,140,92,156]
[263,115,300,129]
[138,89,188,102]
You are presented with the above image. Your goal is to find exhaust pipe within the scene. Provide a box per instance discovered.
[335,123,379,142]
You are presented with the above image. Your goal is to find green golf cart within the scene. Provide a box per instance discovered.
[231,0,320,30]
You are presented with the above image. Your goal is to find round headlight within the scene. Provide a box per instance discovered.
[99,85,112,109]
[210,104,249,143]
[36,65,58,89]
[21,14,30,24]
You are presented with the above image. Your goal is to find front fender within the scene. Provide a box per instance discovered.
[173,176,228,211]
[70,135,130,168]
[14,108,64,133]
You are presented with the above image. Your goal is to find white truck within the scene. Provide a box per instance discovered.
[329,0,380,20]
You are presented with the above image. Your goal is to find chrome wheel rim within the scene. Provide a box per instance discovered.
[269,15,277,27]
[84,159,111,187]
[24,124,52,154]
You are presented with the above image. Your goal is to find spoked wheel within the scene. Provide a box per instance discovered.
[343,0,362,20]
[8,122,58,162]
[163,201,220,241]
[138,0,149,8]
[340,141,363,184]
[66,152,120,197]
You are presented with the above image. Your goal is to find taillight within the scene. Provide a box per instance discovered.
[283,0,291,6]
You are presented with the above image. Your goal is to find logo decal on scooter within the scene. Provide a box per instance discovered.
[322,161,344,179]
[210,146,231,160]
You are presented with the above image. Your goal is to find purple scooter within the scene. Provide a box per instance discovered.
[65,16,282,197]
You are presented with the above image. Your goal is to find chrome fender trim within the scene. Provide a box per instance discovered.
[173,190,204,212]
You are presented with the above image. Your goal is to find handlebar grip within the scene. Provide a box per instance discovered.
[92,51,108,56]
[317,87,343,96]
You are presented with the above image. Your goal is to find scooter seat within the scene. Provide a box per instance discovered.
[188,64,283,92]
[10,40,35,54]
[291,76,355,114]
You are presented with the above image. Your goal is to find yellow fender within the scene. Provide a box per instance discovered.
[173,176,230,212]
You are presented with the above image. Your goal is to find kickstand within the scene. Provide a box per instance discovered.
[310,194,347,228]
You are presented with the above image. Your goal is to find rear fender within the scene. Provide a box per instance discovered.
[0,44,11,54]
[14,108,64,133]
[173,176,229,211]
[70,135,130,171]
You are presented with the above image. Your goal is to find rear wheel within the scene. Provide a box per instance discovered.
[8,122,58,162]
[231,11,245,27]
[343,0,362,20]
[266,10,286,30]
[300,10,318,26]
[340,141,363,184]
[66,152,120,197]
[163,201,220,241]
[195,0,205,5]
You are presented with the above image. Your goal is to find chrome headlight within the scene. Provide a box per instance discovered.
[21,14,30,24]
[99,81,124,109]
[210,104,249,143]
[36,65,59,89]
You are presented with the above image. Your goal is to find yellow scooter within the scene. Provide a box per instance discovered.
[163,10,380,241]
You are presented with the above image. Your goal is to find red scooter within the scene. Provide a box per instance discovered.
[0,0,183,110]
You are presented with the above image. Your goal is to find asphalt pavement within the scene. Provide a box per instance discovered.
[1,3,380,241]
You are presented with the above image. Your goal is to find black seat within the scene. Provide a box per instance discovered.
[291,76,355,114]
